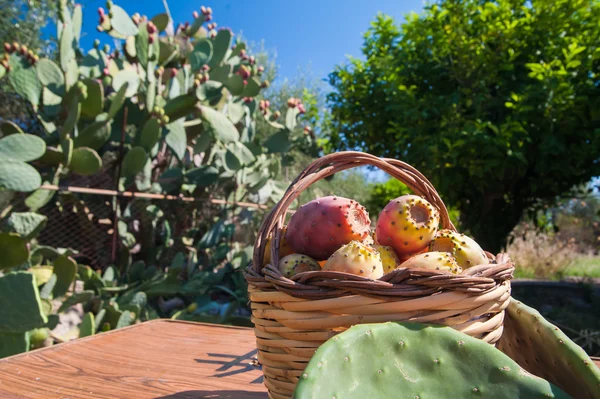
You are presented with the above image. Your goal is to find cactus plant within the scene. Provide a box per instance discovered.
[0,272,48,335]
[6,212,47,239]
[295,322,569,399]
[70,147,103,176]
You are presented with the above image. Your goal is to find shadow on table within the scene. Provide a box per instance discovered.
[155,390,268,399]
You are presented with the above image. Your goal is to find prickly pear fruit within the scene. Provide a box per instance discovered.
[262,226,294,266]
[294,322,570,399]
[374,245,401,274]
[278,254,320,278]
[429,229,488,269]
[362,232,374,246]
[375,194,440,258]
[322,240,383,279]
[400,251,462,274]
[286,196,371,260]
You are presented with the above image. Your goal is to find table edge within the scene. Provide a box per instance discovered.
[0,319,255,363]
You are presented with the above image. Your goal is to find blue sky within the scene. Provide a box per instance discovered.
[70,0,423,82]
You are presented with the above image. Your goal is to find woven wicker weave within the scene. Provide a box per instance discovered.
[245,151,515,399]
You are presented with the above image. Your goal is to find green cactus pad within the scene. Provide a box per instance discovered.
[158,41,178,66]
[242,77,261,97]
[108,5,139,38]
[70,147,102,175]
[80,79,104,118]
[264,130,292,153]
[0,272,48,333]
[0,64,5,80]
[113,69,140,98]
[72,4,82,43]
[0,332,29,358]
[295,322,570,399]
[140,118,161,151]
[8,55,42,108]
[224,75,244,96]
[497,299,600,399]
[186,13,207,38]
[165,120,187,160]
[199,105,240,143]
[52,255,77,298]
[108,84,128,119]
[79,49,106,78]
[25,182,56,211]
[208,29,233,68]
[62,94,81,138]
[7,212,47,239]
[0,121,24,136]
[28,266,54,286]
[164,94,198,121]
[58,290,94,313]
[75,114,112,150]
[59,22,75,72]
[186,165,219,187]
[208,64,231,84]
[0,233,28,271]
[190,39,213,71]
[79,312,95,337]
[121,146,148,177]
[36,58,65,95]
[0,159,42,192]
[0,133,46,162]
[61,137,73,165]
[150,13,169,32]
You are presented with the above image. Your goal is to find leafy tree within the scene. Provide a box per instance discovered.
[326,0,600,253]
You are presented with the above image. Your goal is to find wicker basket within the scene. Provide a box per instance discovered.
[244,151,515,399]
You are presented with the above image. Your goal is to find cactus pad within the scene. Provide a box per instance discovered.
[7,212,47,239]
[52,255,77,298]
[121,146,148,177]
[108,5,139,38]
[199,105,240,143]
[0,272,48,333]
[70,147,103,175]
[0,159,42,192]
[209,29,233,68]
[497,299,600,399]
[0,133,46,162]
[295,322,569,399]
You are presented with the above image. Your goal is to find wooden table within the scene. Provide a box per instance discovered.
[0,320,268,399]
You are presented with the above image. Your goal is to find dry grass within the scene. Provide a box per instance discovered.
[505,227,578,279]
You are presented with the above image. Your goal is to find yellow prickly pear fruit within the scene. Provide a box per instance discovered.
[263,226,294,266]
[375,195,440,259]
[374,245,401,274]
[400,251,462,274]
[429,229,488,269]
[278,254,321,278]
[322,240,383,279]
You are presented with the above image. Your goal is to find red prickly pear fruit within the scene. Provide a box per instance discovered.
[98,7,105,17]
[428,229,488,269]
[375,194,440,258]
[285,196,371,260]
[297,103,306,114]
[3,43,11,53]
[322,241,383,279]
[263,226,294,266]
[400,251,462,274]
[273,110,281,119]
[287,97,297,108]
[200,6,207,14]
[193,10,199,19]
[278,254,321,278]
[374,245,401,274]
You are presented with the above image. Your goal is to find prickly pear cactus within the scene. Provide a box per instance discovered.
[497,299,600,399]
[294,322,570,399]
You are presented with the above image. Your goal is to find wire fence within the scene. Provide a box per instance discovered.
[6,169,279,271]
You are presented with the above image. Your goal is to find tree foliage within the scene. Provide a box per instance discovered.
[326,0,600,252]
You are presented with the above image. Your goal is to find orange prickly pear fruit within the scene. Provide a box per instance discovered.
[375,195,440,259]
[374,245,401,274]
[278,254,321,278]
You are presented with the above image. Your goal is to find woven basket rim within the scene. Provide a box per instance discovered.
[247,151,514,300]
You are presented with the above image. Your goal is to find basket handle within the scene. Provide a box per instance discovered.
[252,151,457,274]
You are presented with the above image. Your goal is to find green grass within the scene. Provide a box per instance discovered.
[514,255,600,280]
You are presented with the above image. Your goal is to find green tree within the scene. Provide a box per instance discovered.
[326,0,600,253]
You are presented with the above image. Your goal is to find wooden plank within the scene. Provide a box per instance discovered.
[0,320,267,399]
